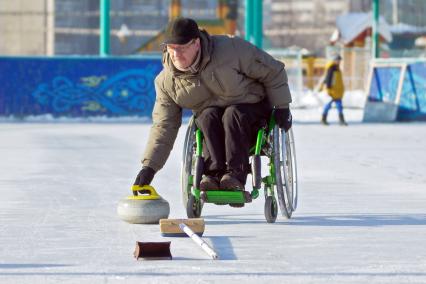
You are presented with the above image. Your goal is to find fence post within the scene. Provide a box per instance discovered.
[253,0,263,48]
[372,0,380,58]
[100,0,110,56]
[245,0,253,43]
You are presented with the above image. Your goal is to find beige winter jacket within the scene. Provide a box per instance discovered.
[142,30,292,171]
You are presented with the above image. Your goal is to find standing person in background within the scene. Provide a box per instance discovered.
[320,55,347,126]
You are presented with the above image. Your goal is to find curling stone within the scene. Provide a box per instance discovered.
[117,185,170,224]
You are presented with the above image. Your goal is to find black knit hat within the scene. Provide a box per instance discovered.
[163,18,200,45]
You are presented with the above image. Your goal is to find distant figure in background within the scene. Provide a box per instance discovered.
[320,55,347,126]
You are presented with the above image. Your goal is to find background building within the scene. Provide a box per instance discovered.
[264,0,348,54]
[2,0,426,57]
[0,0,54,55]
[263,0,426,55]
[0,0,170,56]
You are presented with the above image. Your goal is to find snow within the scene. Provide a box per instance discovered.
[390,23,426,35]
[335,12,392,45]
[1,106,426,283]
[299,90,367,110]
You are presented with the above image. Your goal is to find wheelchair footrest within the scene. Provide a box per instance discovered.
[201,190,251,204]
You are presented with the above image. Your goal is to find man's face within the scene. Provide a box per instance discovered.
[166,38,200,70]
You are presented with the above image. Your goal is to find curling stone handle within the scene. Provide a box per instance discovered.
[131,185,160,198]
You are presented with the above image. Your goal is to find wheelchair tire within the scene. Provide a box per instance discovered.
[264,196,278,223]
[273,126,298,219]
[186,195,202,218]
[287,128,299,211]
[181,117,197,208]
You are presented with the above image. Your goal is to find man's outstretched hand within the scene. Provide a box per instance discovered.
[134,166,156,187]
[274,108,292,132]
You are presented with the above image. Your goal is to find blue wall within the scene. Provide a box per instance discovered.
[368,61,426,121]
[0,56,163,118]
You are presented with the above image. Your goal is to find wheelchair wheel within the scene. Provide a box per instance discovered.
[273,126,298,218]
[180,117,197,208]
[287,128,299,211]
[187,195,202,218]
[264,196,278,223]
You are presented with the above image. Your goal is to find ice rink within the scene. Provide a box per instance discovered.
[1,109,426,283]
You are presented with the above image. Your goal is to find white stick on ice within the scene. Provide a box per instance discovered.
[179,223,218,260]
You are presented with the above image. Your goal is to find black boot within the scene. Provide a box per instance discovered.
[339,113,348,126]
[220,173,245,191]
[321,114,329,125]
[200,175,220,191]
[220,172,246,208]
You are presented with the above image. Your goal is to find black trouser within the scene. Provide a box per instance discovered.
[195,100,271,184]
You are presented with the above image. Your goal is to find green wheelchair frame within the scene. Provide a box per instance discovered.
[180,111,298,223]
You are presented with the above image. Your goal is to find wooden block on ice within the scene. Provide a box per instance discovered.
[160,218,205,237]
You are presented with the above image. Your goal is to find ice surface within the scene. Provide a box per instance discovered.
[1,109,426,283]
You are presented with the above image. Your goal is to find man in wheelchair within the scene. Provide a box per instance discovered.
[134,17,293,192]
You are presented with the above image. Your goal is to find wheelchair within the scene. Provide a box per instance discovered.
[180,110,298,223]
